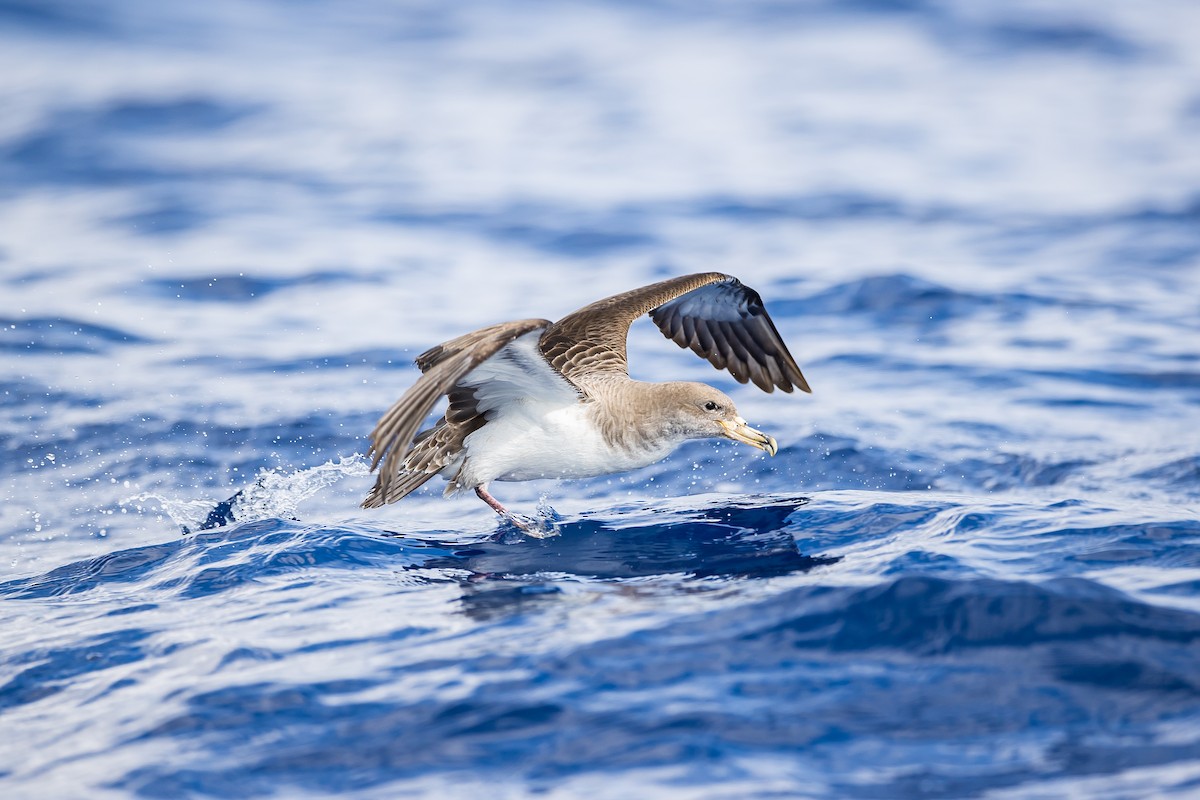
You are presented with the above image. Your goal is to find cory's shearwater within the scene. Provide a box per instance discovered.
[362,272,810,525]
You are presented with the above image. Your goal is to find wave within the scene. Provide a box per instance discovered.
[1,494,830,601]
[142,271,380,304]
[11,569,1192,799]
[0,316,152,354]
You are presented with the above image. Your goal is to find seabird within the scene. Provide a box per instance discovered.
[362,272,810,526]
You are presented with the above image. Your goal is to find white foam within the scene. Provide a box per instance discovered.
[126,455,371,531]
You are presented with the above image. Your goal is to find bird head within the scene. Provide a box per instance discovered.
[664,383,778,456]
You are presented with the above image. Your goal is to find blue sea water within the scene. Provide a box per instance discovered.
[3,0,1200,797]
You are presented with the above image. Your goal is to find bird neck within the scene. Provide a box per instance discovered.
[584,378,687,455]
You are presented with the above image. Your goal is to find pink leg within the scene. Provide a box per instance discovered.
[475,485,548,536]
[475,485,512,518]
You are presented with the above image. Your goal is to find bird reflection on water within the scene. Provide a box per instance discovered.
[397,498,840,620]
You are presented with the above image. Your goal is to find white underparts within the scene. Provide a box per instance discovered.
[449,400,675,490]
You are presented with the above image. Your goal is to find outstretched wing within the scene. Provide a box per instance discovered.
[363,318,550,507]
[539,272,810,393]
[651,277,811,393]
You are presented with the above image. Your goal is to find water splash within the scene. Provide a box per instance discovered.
[479,496,568,542]
[125,455,370,533]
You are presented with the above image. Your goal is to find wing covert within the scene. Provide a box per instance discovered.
[539,272,729,381]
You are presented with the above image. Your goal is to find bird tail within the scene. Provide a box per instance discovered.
[361,419,467,508]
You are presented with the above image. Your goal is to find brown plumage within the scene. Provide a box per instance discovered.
[362,273,810,523]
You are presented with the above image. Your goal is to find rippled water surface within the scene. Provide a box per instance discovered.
[3,1,1200,797]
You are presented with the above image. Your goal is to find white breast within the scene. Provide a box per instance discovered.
[445,332,678,489]
[459,401,673,484]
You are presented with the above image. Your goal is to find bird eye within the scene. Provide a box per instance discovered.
[703,401,720,412]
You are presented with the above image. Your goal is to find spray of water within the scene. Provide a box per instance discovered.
[125,455,371,533]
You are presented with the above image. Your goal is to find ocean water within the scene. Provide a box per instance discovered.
[3,0,1200,797]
